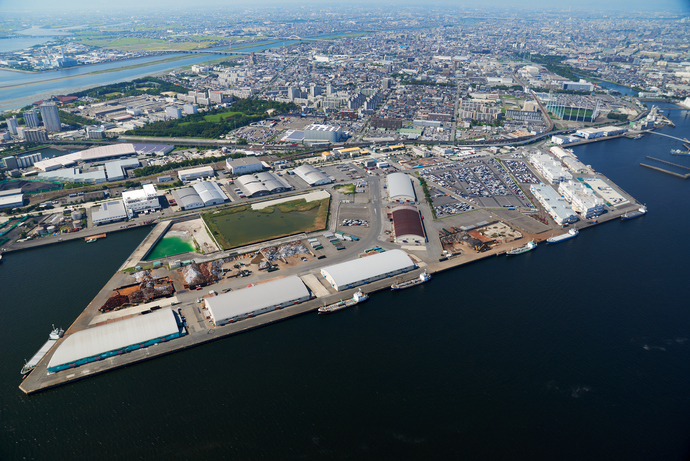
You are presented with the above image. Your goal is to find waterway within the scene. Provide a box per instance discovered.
[1,103,689,460]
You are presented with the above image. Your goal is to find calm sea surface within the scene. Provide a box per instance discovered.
[1,103,689,460]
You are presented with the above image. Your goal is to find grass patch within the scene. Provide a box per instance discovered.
[202,197,330,250]
[334,183,356,194]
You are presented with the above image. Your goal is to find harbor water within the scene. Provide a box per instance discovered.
[1,103,690,459]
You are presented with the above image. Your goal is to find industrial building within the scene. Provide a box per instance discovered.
[558,181,605,218]
[387,172,416,203]
[47,308,183,373]
[303,124,342,143]
[294,164,332,186]
[122,184,160,215]
[390,205,426,244]
[92,200,128,225]
[103,158,140,181]
[575,126,628,139]
[205,276,311,326]
[38,167,107,183]
[193,181,227,206]
[320,249,415,291]
[34,143,137,172]
[178,166,214,182]
[172,188,205,210]
[225,157,264,176]
[528,152,573,185]
[236,172,293,197]
[0,189,24,209]
[530,183,579,226]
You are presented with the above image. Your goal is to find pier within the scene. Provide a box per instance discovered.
[644,156,690,171]
[640,163,690,179]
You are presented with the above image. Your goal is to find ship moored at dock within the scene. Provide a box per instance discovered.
[546,228,579,244]
[622,205,647,220]
[21,326,63,376]
[506,240,537,256]
[318,289,369,315]
[391,270,431,290]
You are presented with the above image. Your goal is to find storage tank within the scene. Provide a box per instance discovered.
[71,211,83,220]
[46,225,56,233]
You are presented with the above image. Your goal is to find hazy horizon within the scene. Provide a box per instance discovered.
[0,0,688,14]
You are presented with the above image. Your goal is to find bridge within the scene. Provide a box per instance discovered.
[646,132,689,143]
[167,50,250,55]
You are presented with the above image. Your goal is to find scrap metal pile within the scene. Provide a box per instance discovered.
[99,271,175,312]
[182,260,224,288]
[260,241,309,263]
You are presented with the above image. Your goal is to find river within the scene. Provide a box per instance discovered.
[0,102,688,459]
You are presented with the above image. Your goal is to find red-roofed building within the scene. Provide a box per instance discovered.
[391,205,426,245]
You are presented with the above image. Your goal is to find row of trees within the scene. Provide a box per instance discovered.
[68,77,188,101]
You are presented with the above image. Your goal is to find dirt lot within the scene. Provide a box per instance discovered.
[168,218,219,254]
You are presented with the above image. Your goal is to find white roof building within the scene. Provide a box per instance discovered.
[47,308,181,373]
[92,200,128,225]
[34,143,137,171]
[225,157,264,176]
[528,152,573,185]
[387,172,416,203]
[530,183,579,226]
[178,166,214,182]
[320,249,416,291]
[122,184,160,214]
[205,276,311,326]
[192,181,227,206]
[0,188,23,209]
[294,164,332,186]
[172,188,205,210]
[237,172,293,197]
[557,181,605,218]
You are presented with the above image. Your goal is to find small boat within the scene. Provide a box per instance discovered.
[633,134,643,140]
[621,205,647,220]
[85,238,97,243]
[670,149,690,156]
[318,289,369,315]
[546,228,579,244]
[391,269,431,290]
[506,240,537,256]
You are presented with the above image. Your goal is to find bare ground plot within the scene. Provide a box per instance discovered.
[167,218,220,254]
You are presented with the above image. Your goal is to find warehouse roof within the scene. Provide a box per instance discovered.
[92,200,127,222]
[172,188,204,209]
[193,181,226,204]
[391,205,425,239]
[387,172,416,202]
[294,164,331,186]
[205,276,310,322]
[48,308,179,369]
[320,250,415,289]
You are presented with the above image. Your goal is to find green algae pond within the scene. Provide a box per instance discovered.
[146,235,195,260]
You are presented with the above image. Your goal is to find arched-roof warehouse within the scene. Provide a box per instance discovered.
[391,205,426,244]
[387,172,416,203]
[192,181,227,206]
[294,164,332,186]
[48,308,182,373]
[172,188,204,210]
[320,249,415,291]
[205,276,311,326]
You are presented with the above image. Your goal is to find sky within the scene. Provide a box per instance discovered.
[1,0,688,13]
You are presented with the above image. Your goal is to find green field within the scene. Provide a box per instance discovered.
[202,198,330,250]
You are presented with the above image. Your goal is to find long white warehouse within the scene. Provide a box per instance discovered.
[320,249,416,291]
[387,172,416,203]
[205,276,311,326]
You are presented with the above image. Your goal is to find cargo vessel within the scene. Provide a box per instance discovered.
[621,205,647,221]
[506,240,537,256]
[318,289,369,315]
[391,270,431,290]
[546,228,579,244]
[21,326,64,376]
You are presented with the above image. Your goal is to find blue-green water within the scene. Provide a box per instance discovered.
[1,104,689,460]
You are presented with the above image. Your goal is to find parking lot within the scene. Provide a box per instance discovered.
[419,156,534,215]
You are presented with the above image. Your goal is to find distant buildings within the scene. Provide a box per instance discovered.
[177,166,214,182]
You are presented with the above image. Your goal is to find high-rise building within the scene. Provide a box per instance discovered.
[24,109,40,128]
[40,102,61,132]
[7,116,18,135]
[23,129,49,142]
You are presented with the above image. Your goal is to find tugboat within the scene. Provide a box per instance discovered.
[391,270,431,290]
[318,289,369,315]
[506,240,537,256]
[85,238,97,243]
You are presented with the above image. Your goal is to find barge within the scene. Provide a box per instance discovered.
[318,289,369,315]
[391,270,431,290]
